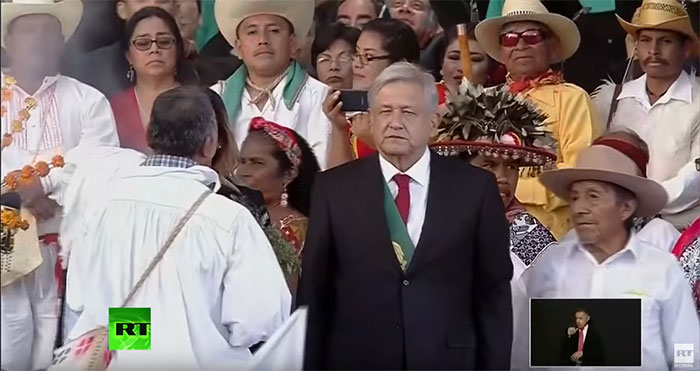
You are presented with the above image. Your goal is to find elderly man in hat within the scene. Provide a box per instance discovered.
[212,0,332,169]
[517,141,700,369]
[592,0,700,231]
[0,0,119,369]
[475,0,601,239]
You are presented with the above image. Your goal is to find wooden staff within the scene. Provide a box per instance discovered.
[456,23,473,83]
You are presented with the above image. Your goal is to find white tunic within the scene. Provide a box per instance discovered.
[518,232,700,370]
[67,165,291,369]
[211,75,332,170]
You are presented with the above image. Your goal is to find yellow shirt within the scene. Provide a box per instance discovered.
[515,83,602,239]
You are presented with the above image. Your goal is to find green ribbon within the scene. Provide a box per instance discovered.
[220,60,309,123]
[382,181,415,271]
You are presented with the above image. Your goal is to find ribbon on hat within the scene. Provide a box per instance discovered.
[592,138,649,177]
[249,117,302,173]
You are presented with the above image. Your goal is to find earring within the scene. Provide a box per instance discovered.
[280,186,289,207]
[126,65,135,82]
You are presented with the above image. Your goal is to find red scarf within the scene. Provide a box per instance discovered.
[507,69,565,94]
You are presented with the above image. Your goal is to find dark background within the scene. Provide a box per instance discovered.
[530,298,642,367]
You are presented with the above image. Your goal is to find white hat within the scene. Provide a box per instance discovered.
[1,0,83,48]
[474,0,581,64]
[215,0,314,47]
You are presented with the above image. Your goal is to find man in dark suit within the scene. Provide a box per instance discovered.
[559,308,605,366]
[298,62,513,370]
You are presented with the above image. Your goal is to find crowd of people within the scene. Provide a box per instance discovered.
[0,0,698,369]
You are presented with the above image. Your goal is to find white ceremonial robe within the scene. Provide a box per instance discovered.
[592,72,700,228]
[0,73,118,371]
[517,232,700,370]
[211,74,332,170]
[67,165,291,369]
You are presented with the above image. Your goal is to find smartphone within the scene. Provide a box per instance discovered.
[339,90,369,112]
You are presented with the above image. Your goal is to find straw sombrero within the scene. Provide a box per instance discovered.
[540,144,668,217]
[1,204,42,288]
[616,0,699,55]
[1,0,83,49]
[215,0,314,48]
[474,0,581,64]
[431,81,557,170]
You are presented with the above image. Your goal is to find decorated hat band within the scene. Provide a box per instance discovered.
[249,117,302,173]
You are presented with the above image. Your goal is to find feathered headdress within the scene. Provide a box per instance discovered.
[431,81,557,170]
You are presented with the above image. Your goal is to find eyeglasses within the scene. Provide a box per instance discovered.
[499,29,547,47]
[131,36,176,51]
[352,53,392,65]
[316,55,353,66]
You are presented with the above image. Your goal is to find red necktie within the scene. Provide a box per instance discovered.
[393,174,411,225]
[577,329,584,352]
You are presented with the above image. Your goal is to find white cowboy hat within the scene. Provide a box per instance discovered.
[617,0,699,56]
[1,0,83,49]
[539,145,668,218]
[215,0,314,48]
[474,0,581,64]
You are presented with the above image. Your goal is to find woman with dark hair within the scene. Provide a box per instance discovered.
[437,23,494,100]
[109,6,199,154]
[312,22,361,90]
[237,117,321,256]
[325,18,421,167]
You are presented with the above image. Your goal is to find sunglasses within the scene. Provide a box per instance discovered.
[131,37,176,51]
[499,29,547,47]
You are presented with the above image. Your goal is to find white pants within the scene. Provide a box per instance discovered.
[1,242,59,370]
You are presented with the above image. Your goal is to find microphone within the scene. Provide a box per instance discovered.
[0,192,22,210]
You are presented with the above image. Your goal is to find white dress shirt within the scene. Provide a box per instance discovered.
[520,232,700,370]
[67,165,291,369]
[378,147,431,247]
[608,72,700,221]
[0,72,119,235]
[211,74,332,169]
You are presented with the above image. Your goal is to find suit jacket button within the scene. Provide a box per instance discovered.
[402,279,410,286]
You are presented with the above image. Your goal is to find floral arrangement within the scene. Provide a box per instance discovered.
[1,75,38,150]
[2,155,65,191]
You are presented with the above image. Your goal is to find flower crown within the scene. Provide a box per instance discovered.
[249,117,302,172]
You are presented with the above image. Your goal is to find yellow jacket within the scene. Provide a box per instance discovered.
[515,83,602,239]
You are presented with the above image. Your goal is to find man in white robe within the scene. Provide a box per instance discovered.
[592,0,699,230]
[515,143,700,370]
[67,87,291,369]
[211,0,332,169]
[0,1,119,369]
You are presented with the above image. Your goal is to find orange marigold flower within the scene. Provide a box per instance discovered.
[34,161,49,177]
[51,155,65,168]
[24,97,37,110]
[18,109,30,121]
[4,174,18,190]
[1,134,12,149]
[1,88,11,101]
[21,165,34,179]
[20,220,30,230]
[11,120,23,133]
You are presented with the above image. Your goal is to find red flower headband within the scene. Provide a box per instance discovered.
[592,138,649,177]
[249,117,302,172]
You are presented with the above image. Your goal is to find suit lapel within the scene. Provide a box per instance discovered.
[406,152,446,275]
[357,154,404,274]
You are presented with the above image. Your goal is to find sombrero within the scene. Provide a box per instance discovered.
[540,144,668,217]
[474,0,581,64]
[1,0,83,49]
[430,81,557,169]
[215,0,314,47]
[616,0,699,56]
[1,199,42,288]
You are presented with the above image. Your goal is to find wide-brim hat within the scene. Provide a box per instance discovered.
[540,145,668,217]
[474,0,581,64]
[1,207,42,288]
[215,0,314,48]
[430,138,557,168]
[616,0,699,56]
[1,0,83,49]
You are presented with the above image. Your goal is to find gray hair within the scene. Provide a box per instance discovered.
[368,62,438,113]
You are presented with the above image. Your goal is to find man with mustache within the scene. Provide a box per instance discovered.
[518,139,700,370]
[592,0,699,231]
[212,0,332,169]
[475,0,601,240]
